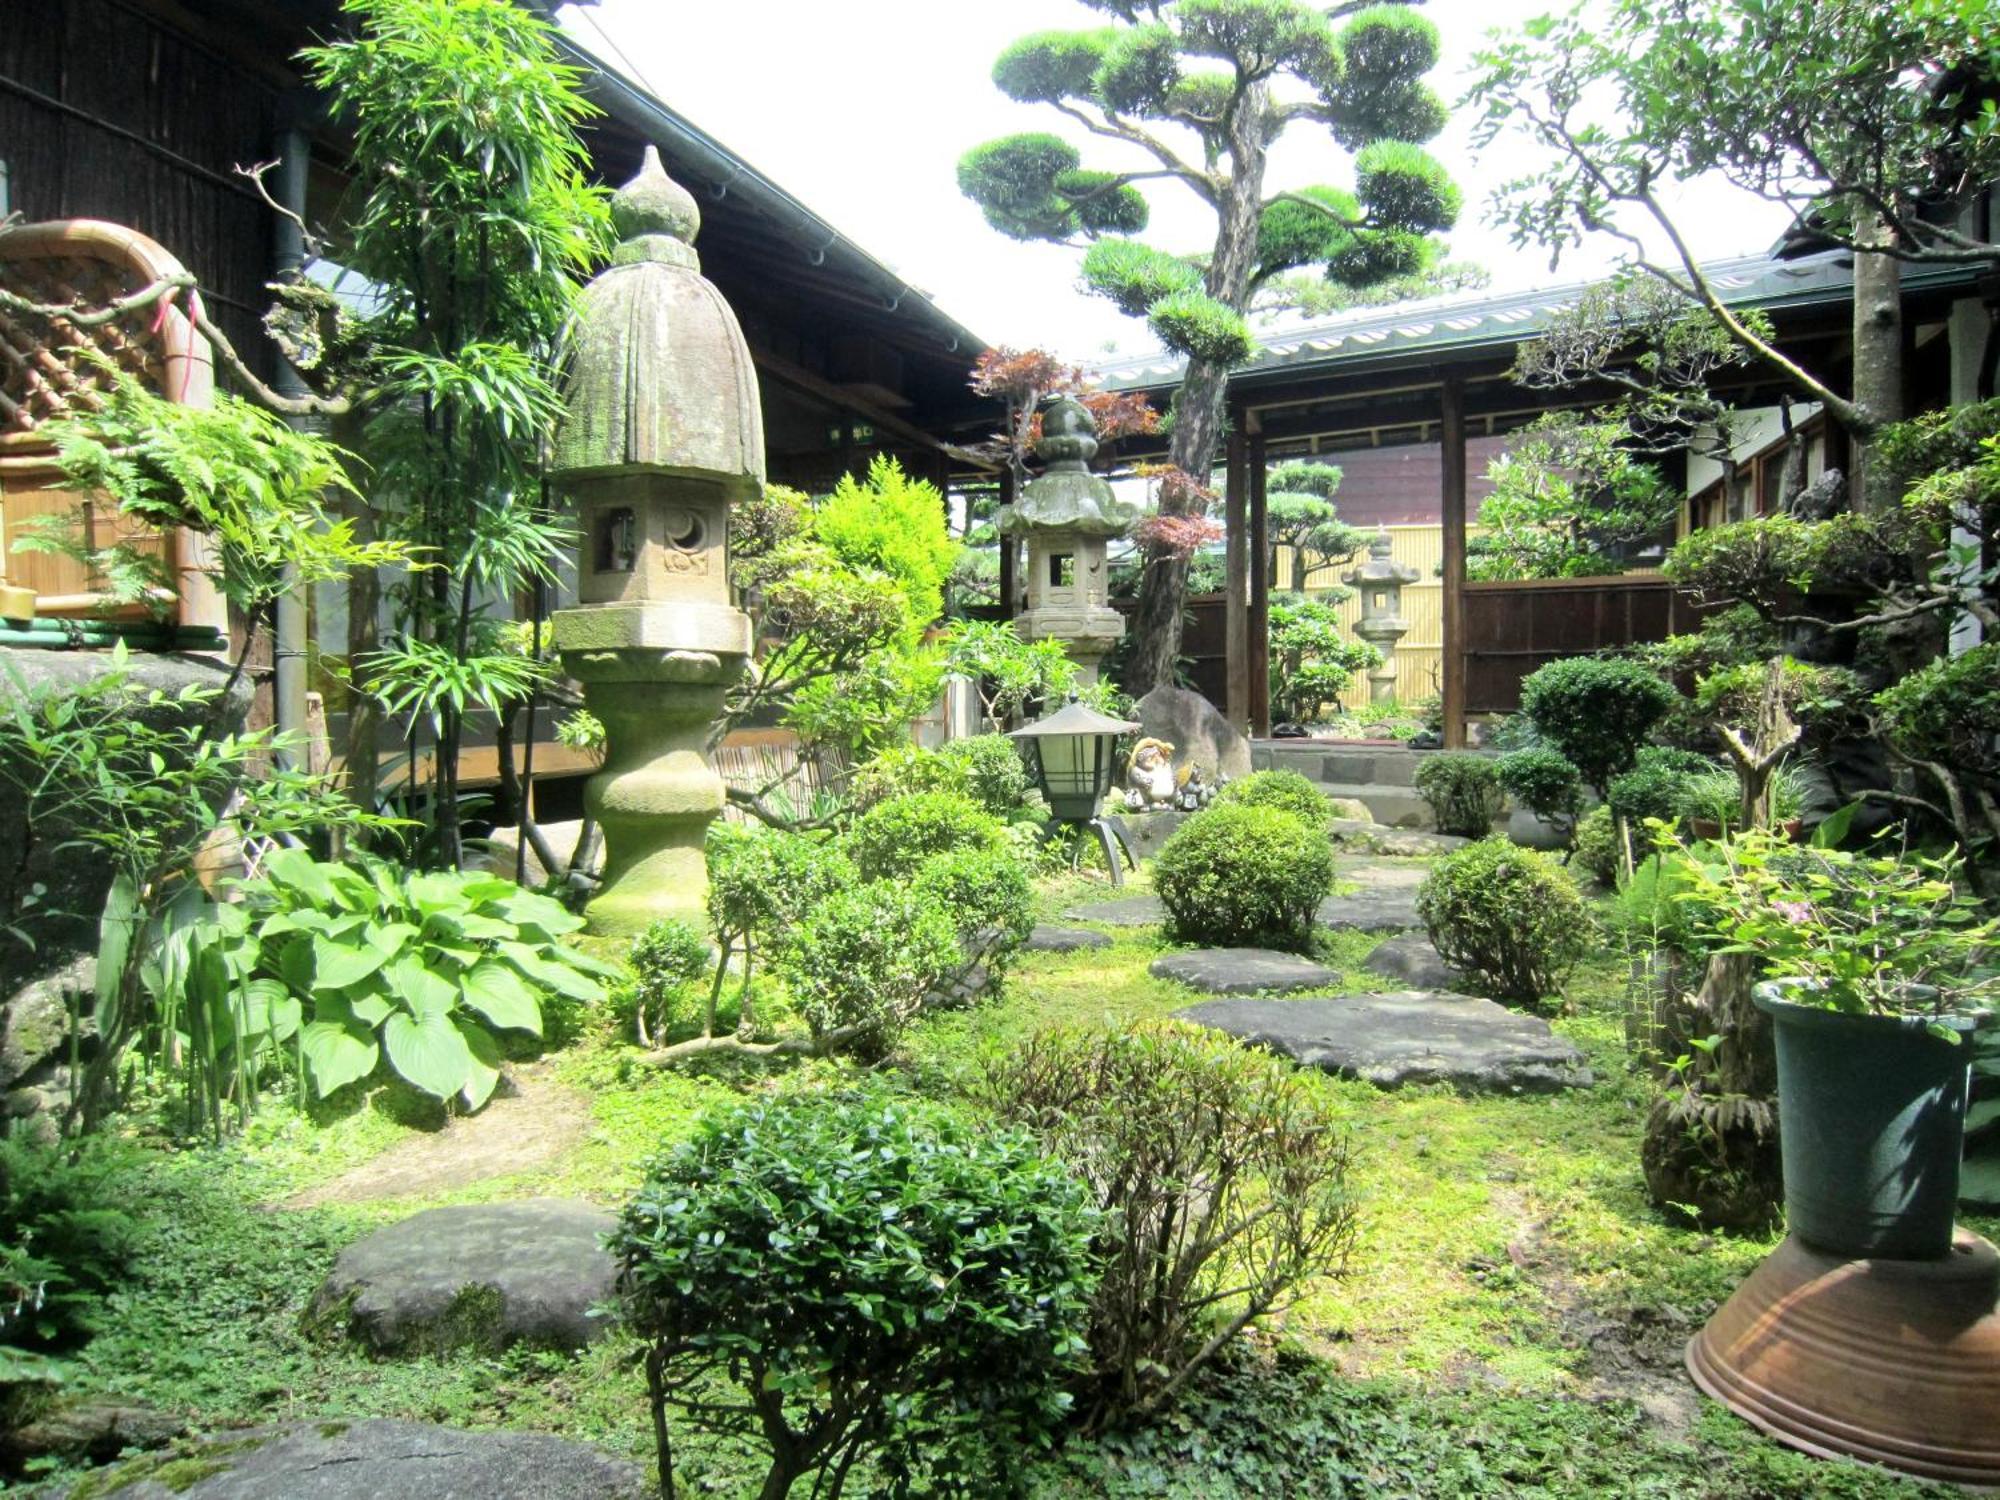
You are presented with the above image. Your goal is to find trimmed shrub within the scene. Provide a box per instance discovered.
[985,1021,1356,1425]
[1518,656,1679,795]
[1412,753,1504,837]
[705,825,856,950]
[844,791,1006,882]
[1494,747,1583,834]
[612,1090,1096,1499]
[940,733,1033,816]
[911,844,1036,979]
[625,918,712,1043]
[1416,838,1592,1005]
[1214,768,1334,830]
[776,883,960,1055]
[848,743,966,811]
[1876,641,2000,777]
[1153,803,1335,952]
[1571,804,1621,887]
[1607,746,1718,833]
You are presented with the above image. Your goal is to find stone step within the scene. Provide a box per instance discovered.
[1309,781,1433,829]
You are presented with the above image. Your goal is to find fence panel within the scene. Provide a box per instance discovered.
[1462,574,1709,715]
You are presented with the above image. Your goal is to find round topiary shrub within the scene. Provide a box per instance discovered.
[1518,656,1679,796]
[1607,746,1716,833]
[1494,747,1583,835]
[1415,837,1592,1005]
[939,733,1033,816]
[844,791,1005,881]
[1213,768,1334,830]
[1153,803,1335,952]
[777,882,960,1055]
[1571,804,1621,887]
[611,1089,1097,1500]
[1412,753,1504,837]
[911,844,1036,981]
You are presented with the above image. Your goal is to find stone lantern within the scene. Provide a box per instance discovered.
[1003,396,1139,684]
[1344,529,1420,705]
[549,146,761,936]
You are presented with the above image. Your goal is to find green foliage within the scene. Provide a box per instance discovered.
[1681,830,2000,1019]
[1214,769,1334,831]
[844,791,1007,882]
[985,1020,1357,1425]
[1606,747,1715,833]
[166,848,613,1112]
[911,845,1036,975]
[1470,414,1680,580]
[1412,754,1504,838]
[1519,655,1679,796]
[1337,4,1440,85]
[1268,595,1378,722]
[626,919,712,1043]
[994,28,1114,102]
[778,883,962,1053]
[1146,289,1257,364]
[1876,642,2000,781]
[612,1089,1097,1498]
[1494,748,1584,833]
[1417,838,1592,1005]
[1663,512,1896,613]
[1092,22,1182,113]
[1676,765,1805,834]
[957,132,1101,241]
[940,618,1084,730]
[1,1138,138,1386]
[1081,238,1204,318]
[704,825,855,956]
[942,735,1036,817]
[1154,803,1335,952]
[1571,804,1622,886]
[1354,141,1459,233]
[1254,188,1361,280]
[813,456,961,630]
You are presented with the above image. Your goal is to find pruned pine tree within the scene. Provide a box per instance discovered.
[1264,459,1364,592]
[957,0,1459,694]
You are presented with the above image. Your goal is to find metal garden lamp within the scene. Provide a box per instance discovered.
[1010,696,1141,883]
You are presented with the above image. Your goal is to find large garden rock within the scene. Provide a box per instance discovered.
[49,1419,648,1499]
[1150,948,1339,995]
[1329,819,1469,857]
[1175,991,1592,1093]
[1135,684,1252,782]
[1361,935,1467,991]
[1103,808,1187,859]
[0,956,92,1141]
[1027,925,1112,954]
[310,1200,617,1354]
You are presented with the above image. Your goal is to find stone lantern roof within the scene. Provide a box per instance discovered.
[551,146,764,493]
[1003,396,1141,538]
[1346,529,1420,588]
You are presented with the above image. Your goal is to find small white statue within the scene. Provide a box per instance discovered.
[1125,737,1178,811]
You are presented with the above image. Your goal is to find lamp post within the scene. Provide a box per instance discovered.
[1345,529,1421,706]
[1010,696,1141,884]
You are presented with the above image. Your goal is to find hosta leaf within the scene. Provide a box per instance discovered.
[312,933,389,991]
[366,921,420,953]
[384,951,457,1022]
[433,912,516,943]
[455,1016,504,1112]
[382,1010,474,1100]
[236,977,292,1040]
[300,1020,379,1097]
[488,890,584,938]
[346,983,393,1029]
[497,941,605,1003]
[460,959,542,1036]
[407,872,476,916]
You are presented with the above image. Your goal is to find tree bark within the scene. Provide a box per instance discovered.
[335,413,382,835]
[1851,219,1905,514]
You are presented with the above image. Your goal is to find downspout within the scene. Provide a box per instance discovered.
[270,111,312,771]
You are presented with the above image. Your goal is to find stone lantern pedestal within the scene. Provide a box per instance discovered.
[549,147,763,936]
[1345,530,1421,705]
[1005,397,1139,686]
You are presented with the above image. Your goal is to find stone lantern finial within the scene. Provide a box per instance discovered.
[1004,397,1139,684]
[548,146,761,936]
[1344,528,1421,706]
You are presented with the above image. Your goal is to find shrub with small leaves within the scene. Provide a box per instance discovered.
[848,743,967,811]
[1494,747,1583,836]
[777,883,961,1055]
[1154,803,1334,952]
[1607,747,1714,833]
[941,733,1034,816]
[911,845,1036,980]
[1412,753,1504,837]
[1416,837,1591,1005]
[1518,656,1678,796]
[625,918,711,1044]
[1214,768,1334,831]
[1571,804,1622,887]
[844,791,1007,882]
[612,1089,1097,1500]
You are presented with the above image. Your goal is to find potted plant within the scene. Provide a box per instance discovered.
[1688,830,2000,1258]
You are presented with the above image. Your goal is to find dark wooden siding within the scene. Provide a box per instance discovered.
[1462,576,1714,714]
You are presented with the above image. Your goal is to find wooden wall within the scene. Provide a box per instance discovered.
[1461,575,1710,715]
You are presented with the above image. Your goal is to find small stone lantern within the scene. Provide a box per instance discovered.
[1344,529,1420,705]
[1003,397,1139,684]
[549,147,762,936]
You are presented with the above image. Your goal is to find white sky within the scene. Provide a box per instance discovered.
[560,0,1794,361]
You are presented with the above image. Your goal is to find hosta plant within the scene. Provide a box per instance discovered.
[160,848,615,1110]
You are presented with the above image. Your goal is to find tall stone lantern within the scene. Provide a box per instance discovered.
[1344,530,1420,705]
[1003,397,1139,684]
[549,147,761,936]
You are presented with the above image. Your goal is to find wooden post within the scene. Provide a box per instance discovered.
[1248,419,1270,737]
[1440,375,1468,749]
[997,467,1017,622]
[1224,416,1250,728]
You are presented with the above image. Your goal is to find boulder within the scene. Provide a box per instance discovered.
[1027,925,1113,954]
[49,1419,648,1499]
[1325,796,1373,822]
[0,957,87,1090]
[1175,991,1593,1093]
[1150,948,1338,996]
[3,1399,184,1467]
[1361,935,1468,991]
[1134,684,1252,783]
[310,1200,618,1355]
[1103,809,1188,859]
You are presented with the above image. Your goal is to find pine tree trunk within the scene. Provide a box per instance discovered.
[1851,220,1904,514]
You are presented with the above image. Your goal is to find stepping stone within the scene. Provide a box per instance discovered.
[1027,924,1114,953]
[1151,948,1339,996]
[1334,856,1429,890]
[53,1419,648,1499]
[1065,894,1166,927]
[311,1199,617,1355]
[1316,886,1422,932]
[1176,991,1592,1094]
[1362,935,1468,991]
[1330,819,1471,857]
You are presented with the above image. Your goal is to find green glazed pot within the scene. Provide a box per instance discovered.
[1754,982,1979,1260]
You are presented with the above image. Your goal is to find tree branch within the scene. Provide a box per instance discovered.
[1051,102,1220,206]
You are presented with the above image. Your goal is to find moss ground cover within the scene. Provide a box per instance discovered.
[23,861,1979,1498]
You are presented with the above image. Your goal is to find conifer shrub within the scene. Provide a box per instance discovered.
[1412,753,1504,837]
[1416,837,1591,1005]
[1153,804,1334,952]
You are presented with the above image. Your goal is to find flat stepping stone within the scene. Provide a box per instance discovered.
[311,1199,617,1355]
[1362,935,1468,991]
[55,1419,647,1499]
[1176,991,1592,1093]
[1151,948,1339,995]
[1334,856,1430,890]
[1027,924,1114,953]
[1316,885,1422,932]
[1330,819,1471,856]
[1065,895,1166,927]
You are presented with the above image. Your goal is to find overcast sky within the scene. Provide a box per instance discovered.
[559,0,1793,361]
